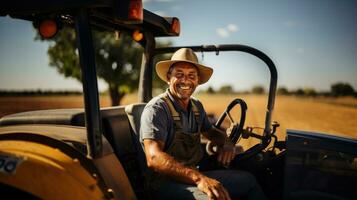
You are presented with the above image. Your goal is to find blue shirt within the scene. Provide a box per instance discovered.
[140,90,212,150]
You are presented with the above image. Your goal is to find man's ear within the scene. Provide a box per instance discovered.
[166,74,171,84]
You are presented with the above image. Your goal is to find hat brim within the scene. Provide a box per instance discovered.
[156,60,213,85]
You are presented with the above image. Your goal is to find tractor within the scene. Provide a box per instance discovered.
[1,1,356,199]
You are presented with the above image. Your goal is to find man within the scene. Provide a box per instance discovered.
[140,48,266,200]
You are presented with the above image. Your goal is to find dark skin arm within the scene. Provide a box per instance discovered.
[143,139,231,200]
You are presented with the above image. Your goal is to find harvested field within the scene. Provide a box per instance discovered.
[1,94,356,148]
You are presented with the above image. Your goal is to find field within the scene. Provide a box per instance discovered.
[1,94,356,148]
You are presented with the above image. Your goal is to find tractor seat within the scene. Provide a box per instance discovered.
[125,103,147,169]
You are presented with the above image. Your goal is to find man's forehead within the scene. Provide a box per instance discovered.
[171,62,198,72]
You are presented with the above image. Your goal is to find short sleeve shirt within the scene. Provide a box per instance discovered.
[140,90,212,150]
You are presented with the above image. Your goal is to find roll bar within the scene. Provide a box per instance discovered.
[140,44,278,137]
[75,9,103,159]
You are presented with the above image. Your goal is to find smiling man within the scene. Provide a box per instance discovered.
[140,48,266,200]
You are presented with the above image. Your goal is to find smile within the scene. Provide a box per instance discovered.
[179,85,190,90]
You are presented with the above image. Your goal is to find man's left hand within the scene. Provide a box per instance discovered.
[216,142,243,166]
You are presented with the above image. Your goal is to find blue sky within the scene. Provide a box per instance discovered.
[1,0,357,92]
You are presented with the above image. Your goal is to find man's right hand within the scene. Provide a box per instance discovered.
[196,175,231,200]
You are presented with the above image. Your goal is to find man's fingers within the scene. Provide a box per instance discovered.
[207,190,215,200]
[223,151,235,166]
[221,186,231,200]
[223,152,230,165]
[229,151,236,162]
[211,187,220,199]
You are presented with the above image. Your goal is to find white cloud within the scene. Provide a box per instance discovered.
[216,24,240,38]
[227,24,239,32]
[216,28,229,38]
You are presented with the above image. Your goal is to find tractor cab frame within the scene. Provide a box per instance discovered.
[1,1,357,200]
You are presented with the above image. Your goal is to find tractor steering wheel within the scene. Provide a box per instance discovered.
[205,99,247,155]
[215,98,247,144]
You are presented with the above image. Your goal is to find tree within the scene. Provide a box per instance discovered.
[294,88,304,96]
[42,27,170,106]
[331,82,355,97]
[252,85,265,94]
[151,43,173,92]
[206,86,215,94]
[303,87,317,97]
[218,85,234,94]
[277,87,289,95]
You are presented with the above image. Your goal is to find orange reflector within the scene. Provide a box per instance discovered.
[128,0,143,22]
[39,20,58,38]
[132,30,144,42]
[171,18,180,35]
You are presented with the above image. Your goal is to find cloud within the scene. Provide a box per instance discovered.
[216,23,239,38]
[227,24,239,32]
[216,28,229,38]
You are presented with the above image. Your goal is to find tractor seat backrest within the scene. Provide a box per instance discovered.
[125,103,146,137]
[99,106,149,199]
[125,103,147,171]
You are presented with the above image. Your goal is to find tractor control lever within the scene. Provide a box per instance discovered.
[242,127,264,140]
[271,121,280,134]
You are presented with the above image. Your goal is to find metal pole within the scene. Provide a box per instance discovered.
[138,31,155,102]
[75,8,103,158]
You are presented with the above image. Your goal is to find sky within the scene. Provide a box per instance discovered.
[1,0,357,92]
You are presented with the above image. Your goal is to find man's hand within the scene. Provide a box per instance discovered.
[217,142,243,166]
[196,175,231,200]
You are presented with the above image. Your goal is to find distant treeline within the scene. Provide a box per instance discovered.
[203,82,357,97]
[0,90,82,96]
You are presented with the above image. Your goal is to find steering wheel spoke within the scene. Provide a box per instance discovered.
[214,98,247,144]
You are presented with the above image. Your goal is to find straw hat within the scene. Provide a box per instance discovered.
[156,48,213,84]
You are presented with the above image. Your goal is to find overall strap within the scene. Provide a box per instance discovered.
[161,93,201,132]
[161,94,180,121]
[191,99,200,126]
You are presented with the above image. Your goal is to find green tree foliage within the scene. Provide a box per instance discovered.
[277,87,289,95]
[151,44,172,92]
[294,88,305,96]
[218,85,234,94]
[206,86,215,94]
[43,27,170,105]
[252,85,265,94]
[331,82,355,97]
[45,27,142,105]
[303,87,317,97]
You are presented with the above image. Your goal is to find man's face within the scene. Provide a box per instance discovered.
[167,62,199,101]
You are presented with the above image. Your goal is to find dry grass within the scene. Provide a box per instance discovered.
[0,95,138,117]
[197,94,357,137]
[196,94,357,149]
[1,94,356,148]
